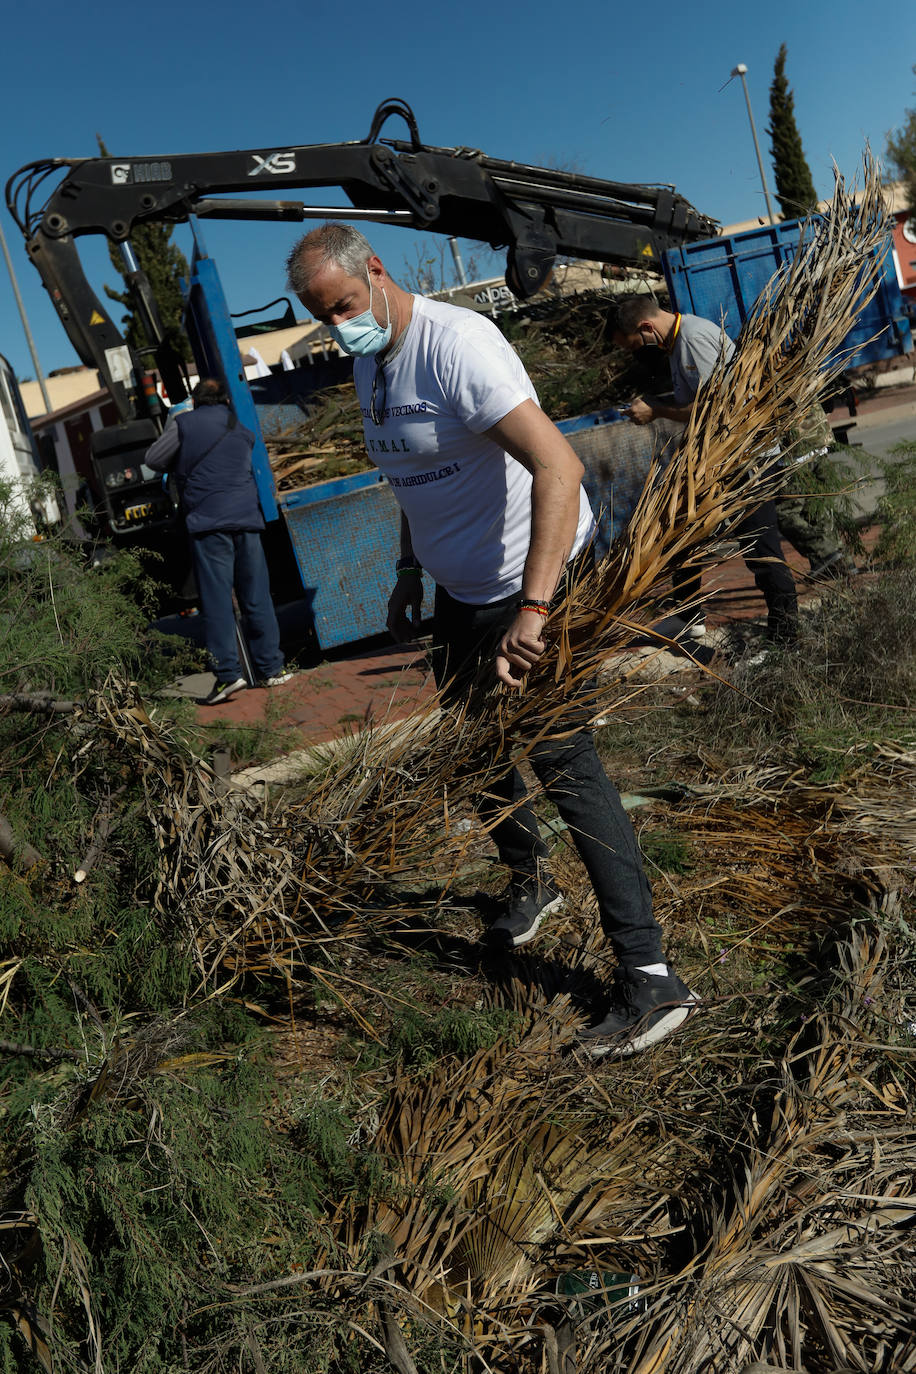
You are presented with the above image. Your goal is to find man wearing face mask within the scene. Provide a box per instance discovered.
[610,295,798,649]
[285,224,698,1059]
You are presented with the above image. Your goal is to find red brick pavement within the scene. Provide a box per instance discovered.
[197,643,436,746]
[200,529,878,747]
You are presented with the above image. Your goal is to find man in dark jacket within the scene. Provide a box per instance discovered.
[145,378,290,704]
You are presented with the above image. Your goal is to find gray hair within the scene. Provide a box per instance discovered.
[285,223,374,294]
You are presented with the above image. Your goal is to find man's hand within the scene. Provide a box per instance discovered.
[496,609,548,687]
[387,574,422,642]
[626,396,655,426]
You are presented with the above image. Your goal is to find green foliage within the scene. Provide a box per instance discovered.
[97,135,192,363]
[595,567,916,793]
[0,1328,19,1374]
[767,44,819,219]
[15,1035,333,1373]
[874,440,916,567]
[388,1004,520,1070]
[703,571,916,780]
[190,710,293,770]
[292,1090,392,1207]
[640,831,695,875]
[782,441,870,554]
[0,500,204,1070]
[886,64,916,217]
[0,524,161,700]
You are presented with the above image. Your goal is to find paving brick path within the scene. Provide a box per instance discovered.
[189,377,914,750]
[195,534,877,748]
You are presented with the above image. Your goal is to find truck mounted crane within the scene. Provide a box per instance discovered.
[7,99,720,644]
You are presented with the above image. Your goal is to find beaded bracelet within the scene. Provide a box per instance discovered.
[518,598,550,617]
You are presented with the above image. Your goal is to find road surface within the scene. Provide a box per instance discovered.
[833,398,916,518]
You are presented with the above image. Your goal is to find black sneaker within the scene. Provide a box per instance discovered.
[577,967,699,1058]
[201,677,247,706]
[487,877,563,948]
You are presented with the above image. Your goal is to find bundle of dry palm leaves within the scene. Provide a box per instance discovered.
[263,383,370,490]
[291,910,915,1374]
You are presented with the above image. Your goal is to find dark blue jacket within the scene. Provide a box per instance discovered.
[146,405,264,535]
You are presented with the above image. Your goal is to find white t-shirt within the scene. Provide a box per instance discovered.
[353,295,595,604]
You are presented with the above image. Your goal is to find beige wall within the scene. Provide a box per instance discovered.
[20,323,322,420]
[721,180,909,237]
[21,369,100,421]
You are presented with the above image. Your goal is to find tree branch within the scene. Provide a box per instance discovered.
[0,813,43,870]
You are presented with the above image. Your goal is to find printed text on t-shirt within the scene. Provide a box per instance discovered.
[367,437,411,455]
[388,462,461,489]
[360,402,428,419]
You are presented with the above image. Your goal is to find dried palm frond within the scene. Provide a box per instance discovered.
[23,676,916,1374]
[795,741,916,856]
[263,382,370,490]
[7,158,913,1374]
[273,913,915,1373]
[603,926,916,1374]
[497,156,889,742]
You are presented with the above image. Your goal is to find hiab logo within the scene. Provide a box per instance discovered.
[249,152,296,176]
[111,164,131,184]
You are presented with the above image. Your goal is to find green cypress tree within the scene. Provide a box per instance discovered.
[886,65,916,218]
[97,135,192,362]
[767,44,819,220]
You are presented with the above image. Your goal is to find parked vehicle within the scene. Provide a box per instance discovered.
[662,217,912,366]
[0,351,60,536]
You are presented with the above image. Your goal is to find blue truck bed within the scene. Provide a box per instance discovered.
[278,413,676,648]
[662,218,912,365]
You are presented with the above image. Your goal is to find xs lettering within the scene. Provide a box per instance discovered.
[249,152,297,176]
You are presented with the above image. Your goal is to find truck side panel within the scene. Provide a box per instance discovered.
[277,414,674,649]
[662,219,913,365]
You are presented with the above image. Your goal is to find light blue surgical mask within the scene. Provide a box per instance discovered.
[328,269,392,356]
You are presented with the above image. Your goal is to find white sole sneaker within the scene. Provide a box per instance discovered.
[201,677,248,706]
[579,992,700,1060]
[509,894,564,947]
[489,892,565,948]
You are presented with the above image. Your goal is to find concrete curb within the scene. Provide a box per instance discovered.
[230,706,443,790]
[850,398,916,433]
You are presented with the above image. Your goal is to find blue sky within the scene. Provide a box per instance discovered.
[1,0,913,382]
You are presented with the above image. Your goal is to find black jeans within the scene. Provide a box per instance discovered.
[672,498,798,644]
[431,579,664,967]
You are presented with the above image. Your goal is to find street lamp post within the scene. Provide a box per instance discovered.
[730,63,777,226]
[0,215,52,413]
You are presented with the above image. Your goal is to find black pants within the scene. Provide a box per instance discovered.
[431,578,664,967]
[672,499,798,643]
